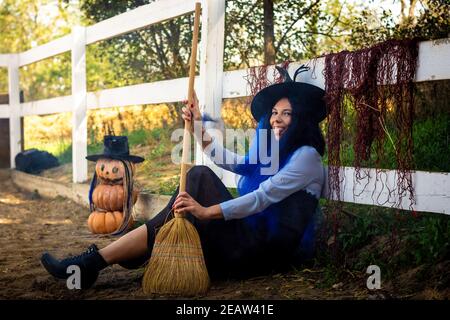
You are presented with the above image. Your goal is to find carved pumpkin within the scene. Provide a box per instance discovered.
[95,159,135,182]
[87,211,134,234]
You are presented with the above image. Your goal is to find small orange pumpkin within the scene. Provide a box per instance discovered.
[92,184,139,211]
[87,211,134,234]
[92,184,124,211]
[95,159,135,183]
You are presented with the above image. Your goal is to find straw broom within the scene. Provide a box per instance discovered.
[142,2,210,296]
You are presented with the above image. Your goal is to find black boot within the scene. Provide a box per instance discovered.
[40,244,108,289]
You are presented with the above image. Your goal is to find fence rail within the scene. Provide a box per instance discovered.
[4,39,449,117]
[0,0,449,214]
[0,104,9,118]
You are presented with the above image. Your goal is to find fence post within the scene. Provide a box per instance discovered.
[71,26,88,183]
[197,0,225,177]
[8,54,21,168]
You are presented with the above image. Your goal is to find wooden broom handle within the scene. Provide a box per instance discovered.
[179,2,201,197]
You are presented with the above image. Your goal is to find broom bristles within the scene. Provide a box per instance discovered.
[142,216,210,296]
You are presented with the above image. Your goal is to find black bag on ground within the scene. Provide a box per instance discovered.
[15,149,59,174]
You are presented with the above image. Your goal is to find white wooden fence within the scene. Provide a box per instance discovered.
[0,0,449,215]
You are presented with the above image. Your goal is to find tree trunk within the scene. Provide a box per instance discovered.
[400,0,418,24]
[400,0,407,21]
[263,0,276,65]
[408,0,418,19]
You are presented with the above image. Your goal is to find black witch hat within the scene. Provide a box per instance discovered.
[86,135,144,163]
[250,65,327,123]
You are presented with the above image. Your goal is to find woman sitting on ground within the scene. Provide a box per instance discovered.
[41,65,327,289]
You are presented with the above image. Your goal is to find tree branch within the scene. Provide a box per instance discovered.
[150,26,170,76]
[275,0,321,53]
[233,2,261,26]
[324,1,344,33]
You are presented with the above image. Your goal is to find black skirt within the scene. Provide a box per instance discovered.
[120,165,318,280]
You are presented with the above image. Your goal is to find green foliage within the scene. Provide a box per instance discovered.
[315,203,450,286]
[125,128,149,146]
[227,187,239,198]
[20,53,71,101]
[149,127,164,141]
[0,0,80,100]
[80,0,193,91]
[55,141,72,165]
[145,127,172,160]
[149,144,166,159]
[322,110,449,172]
[224,0,264,69]
[86,42,118,92]
[349,0,450,50]
[31,133,108,166]
[157,176,179,195]
[87,139,103,155]
[2,0,448,100]
[405,215,450,265]
[0,68,7,93]
[412,114,450,172]
[0,0,78,53]
[25,137,72,165]
[339,212,378,252]
[392,0,450,41]
[224,0,358,69]
[79,0,366,79]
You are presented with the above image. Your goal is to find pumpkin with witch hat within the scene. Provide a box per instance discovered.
[86,135,144,235]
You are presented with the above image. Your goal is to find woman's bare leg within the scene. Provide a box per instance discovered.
[98,224,149,265]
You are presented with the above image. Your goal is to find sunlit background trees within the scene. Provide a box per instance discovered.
[0,0,448,181]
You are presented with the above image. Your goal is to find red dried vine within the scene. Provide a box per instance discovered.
[324,39,418,211]
[323,39,419,260]
[245,60,291,107]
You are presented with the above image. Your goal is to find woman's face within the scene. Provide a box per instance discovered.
[270,98,292,140]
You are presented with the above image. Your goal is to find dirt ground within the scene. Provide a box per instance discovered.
[0,169,447,300]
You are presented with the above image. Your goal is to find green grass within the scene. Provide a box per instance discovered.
[314,202,450,284]
[321,113,450,172]
[124,128,150,146]
[25,138,72,165]
[156,176,179,195]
